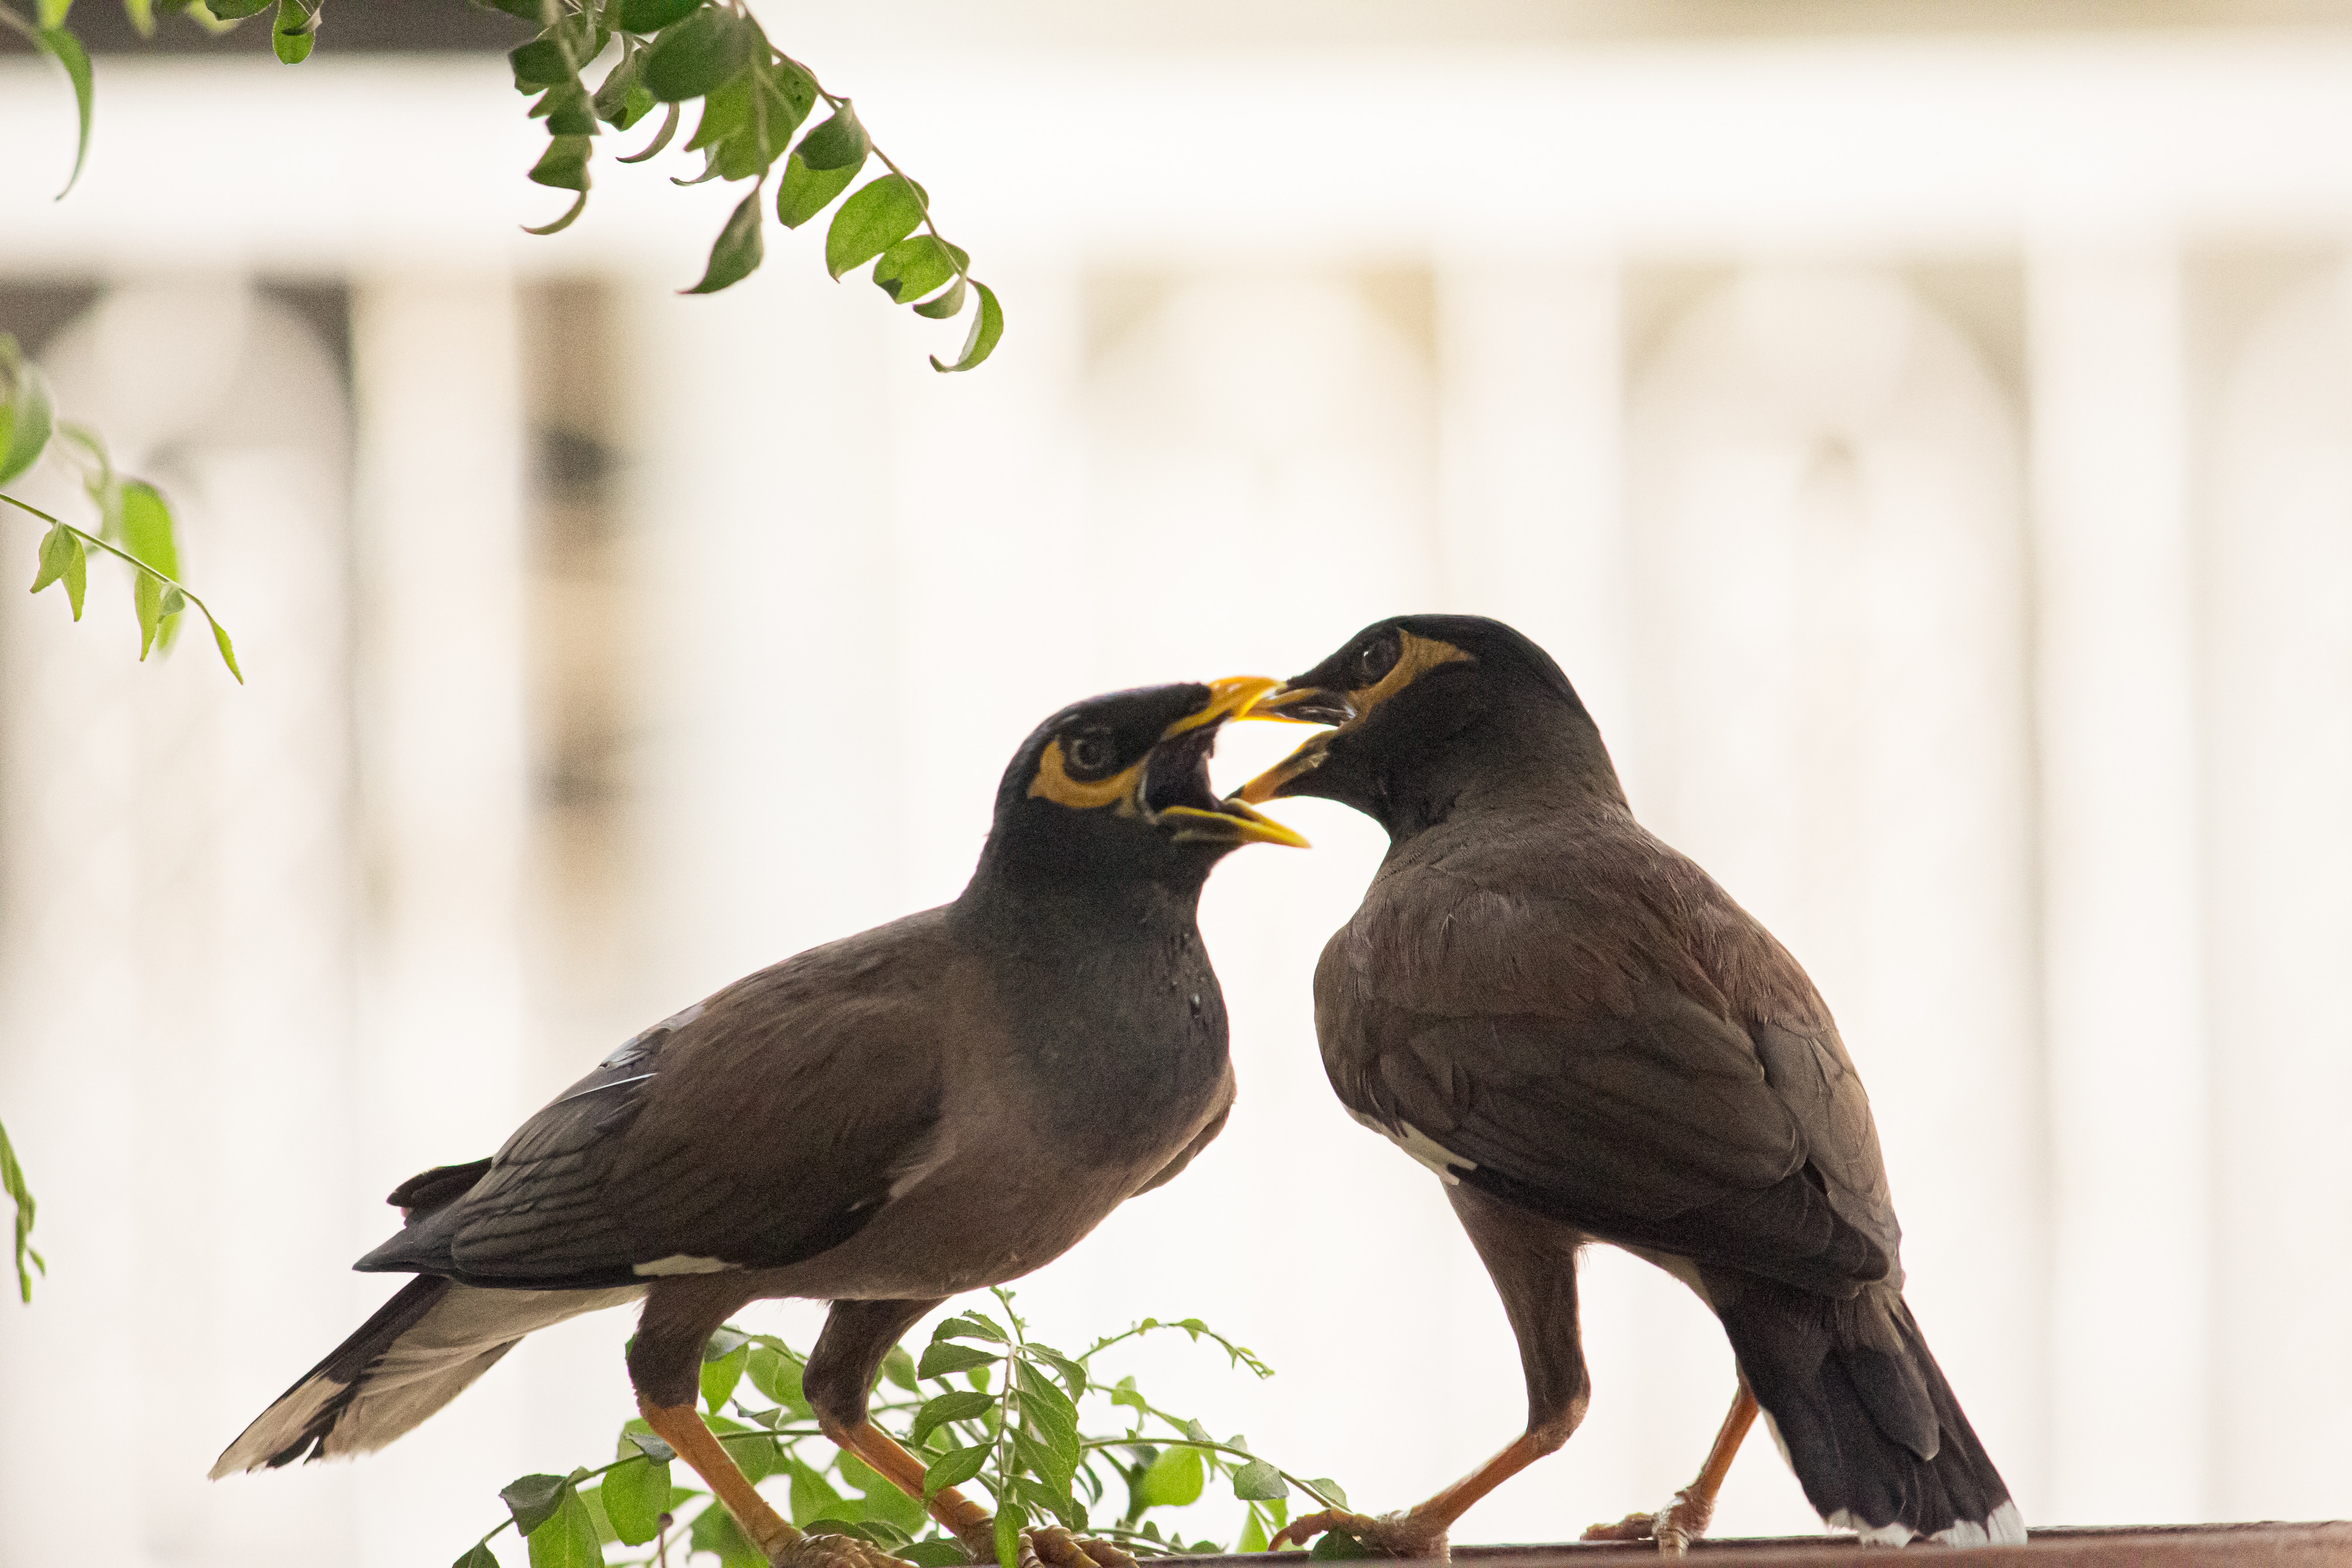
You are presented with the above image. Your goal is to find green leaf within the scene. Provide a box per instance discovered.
[1307,1478,1350,1510]
[923,1443,991,1498]
[1238,1511,1269,1554]
[642,6,753,103]
[120,479,179,577]
[994,1500,1027,1568]
[0,1116,43,1303]
[682,191,764,295]
[931,1313,1007,1343]
[594,50,650,127]
[917,1342,997,1381]
[36,0,70,26]
[1137,1446,1203,1509]
[855,1470,930,1535]
[931,281,1004,374]
[909,1390,995,1447]
[1310,1529,1373,1560]
[511,37,567,91]
[29,523,85,622]
[696,1354,743,1410]
[529,135,593,193]
[1231,1459,1288,1502]
[270,0,315,63]
[601,1454,671,1545]
[454,1546,501,1568]
[1032,1347,1088,1402]
[210,617,243,683]
[794,102,868,170]
[617,0,699,31]
[872,235,965,304]
[1107,1377,1146,1415]
[788,1456,843,1524]
[902,1542,970,1568]
[710,1414,779,1481]
[775,150,859,230]
[31,25,92,200]
[911,276,965,322]
[620,100,681,162]
[703,1326,752,1361]
[685,70,751,151]
[748,1344,807,1408]
[882,1345,921,1392]
[0,338,56,486]
[500,1474,571,1537]
[206,0,271,15]
[825,174,926,280]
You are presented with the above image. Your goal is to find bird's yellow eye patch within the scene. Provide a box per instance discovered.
[1348,631,1470,720]
[1029,740,1146,811]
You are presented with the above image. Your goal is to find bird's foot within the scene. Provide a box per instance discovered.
[951,1523,1137,1568]
[773,1524,921,1568]
[1579,1486,1717,1558]
[1268,1509,1449,1560]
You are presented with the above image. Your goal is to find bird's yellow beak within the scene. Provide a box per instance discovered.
[1146,677,1313,848]
[1230,683,1351,805]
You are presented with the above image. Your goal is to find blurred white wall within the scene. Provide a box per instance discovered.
[5,8,2352,1565]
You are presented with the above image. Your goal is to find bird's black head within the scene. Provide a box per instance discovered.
[1233,614,1622,837]
[969,678,1309,902]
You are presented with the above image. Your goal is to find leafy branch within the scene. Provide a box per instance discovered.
[0,336,243,681]
[466,1294,1349,1568]
[9,0,1006,371]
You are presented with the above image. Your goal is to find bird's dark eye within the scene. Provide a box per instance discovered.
[1063,730,1118,779]
[1353,632,1401,689]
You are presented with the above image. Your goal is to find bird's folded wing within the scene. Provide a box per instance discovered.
[1318,881,1896,1296]
[366,915,951,1290]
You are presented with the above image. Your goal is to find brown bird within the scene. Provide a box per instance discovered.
[211,677,1308,1568]
[1236,615,2021,1555]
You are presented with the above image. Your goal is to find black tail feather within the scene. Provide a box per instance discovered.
[1712,1275,2020,1545]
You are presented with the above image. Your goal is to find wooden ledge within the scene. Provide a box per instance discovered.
[1156,1523,2352,1567]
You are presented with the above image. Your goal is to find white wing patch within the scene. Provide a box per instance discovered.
[632,1254,736,1277]
[1348,1108,1477,1184]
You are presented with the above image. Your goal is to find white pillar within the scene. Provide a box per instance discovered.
[2027,242,2208,1523]
[348,273,535,1565]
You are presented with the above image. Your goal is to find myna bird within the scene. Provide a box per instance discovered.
[1235,616,2021,1555]
[211,678,1308,1568]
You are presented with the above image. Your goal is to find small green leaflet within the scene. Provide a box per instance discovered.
[0,336,55,486]
[617,0,701,31]
[642,7,755,103]
[910,1390,994,1447]
[1311,1528,1375,1559]
[685,191,765,294]
[599,1452,671,1545]
[881,1344,921,1391]
[794,102,869,171]
[271,0,318,64]
[917,1341,996,1380]
[1232,1458,1289,1502]
[748,1343,807,1407]
[993,1499,1027,1568]
[824,173,927,280]
[931,282,1004,374]
[525,1486,602,1568]
[1137,1444,1204,1508]
[30,523,87,622]
[453,1546,501,1568]
[922,1442,990,1498]
[499,1474,571,1537]
[0,1115,43,1303]
[931,1312,1005,1343]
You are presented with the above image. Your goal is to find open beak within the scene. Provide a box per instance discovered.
[1142,676,1312,848]
[1230,682,1349,805]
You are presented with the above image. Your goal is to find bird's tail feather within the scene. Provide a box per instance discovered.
[210,1278,643,1478]
[1718,1279,2023,1547]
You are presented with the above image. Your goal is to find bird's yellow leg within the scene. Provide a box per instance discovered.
[1270,1431,1545,1558]
[642,1397,804,1559]
[818,1418,1137,1568]
[1582,1380,1760,1557]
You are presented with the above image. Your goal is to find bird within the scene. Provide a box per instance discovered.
[1233,614,2022,1556]
[211,677,1309,1568]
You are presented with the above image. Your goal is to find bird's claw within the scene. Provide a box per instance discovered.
[1578,1487,1716,1558]
[772,1525,921,1568]
[953,1524,1137,1568]
[1269,1509,1448,1560]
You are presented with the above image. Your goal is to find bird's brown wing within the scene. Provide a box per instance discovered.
[363,912,954,1290]
[1317,860,1896,1296]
